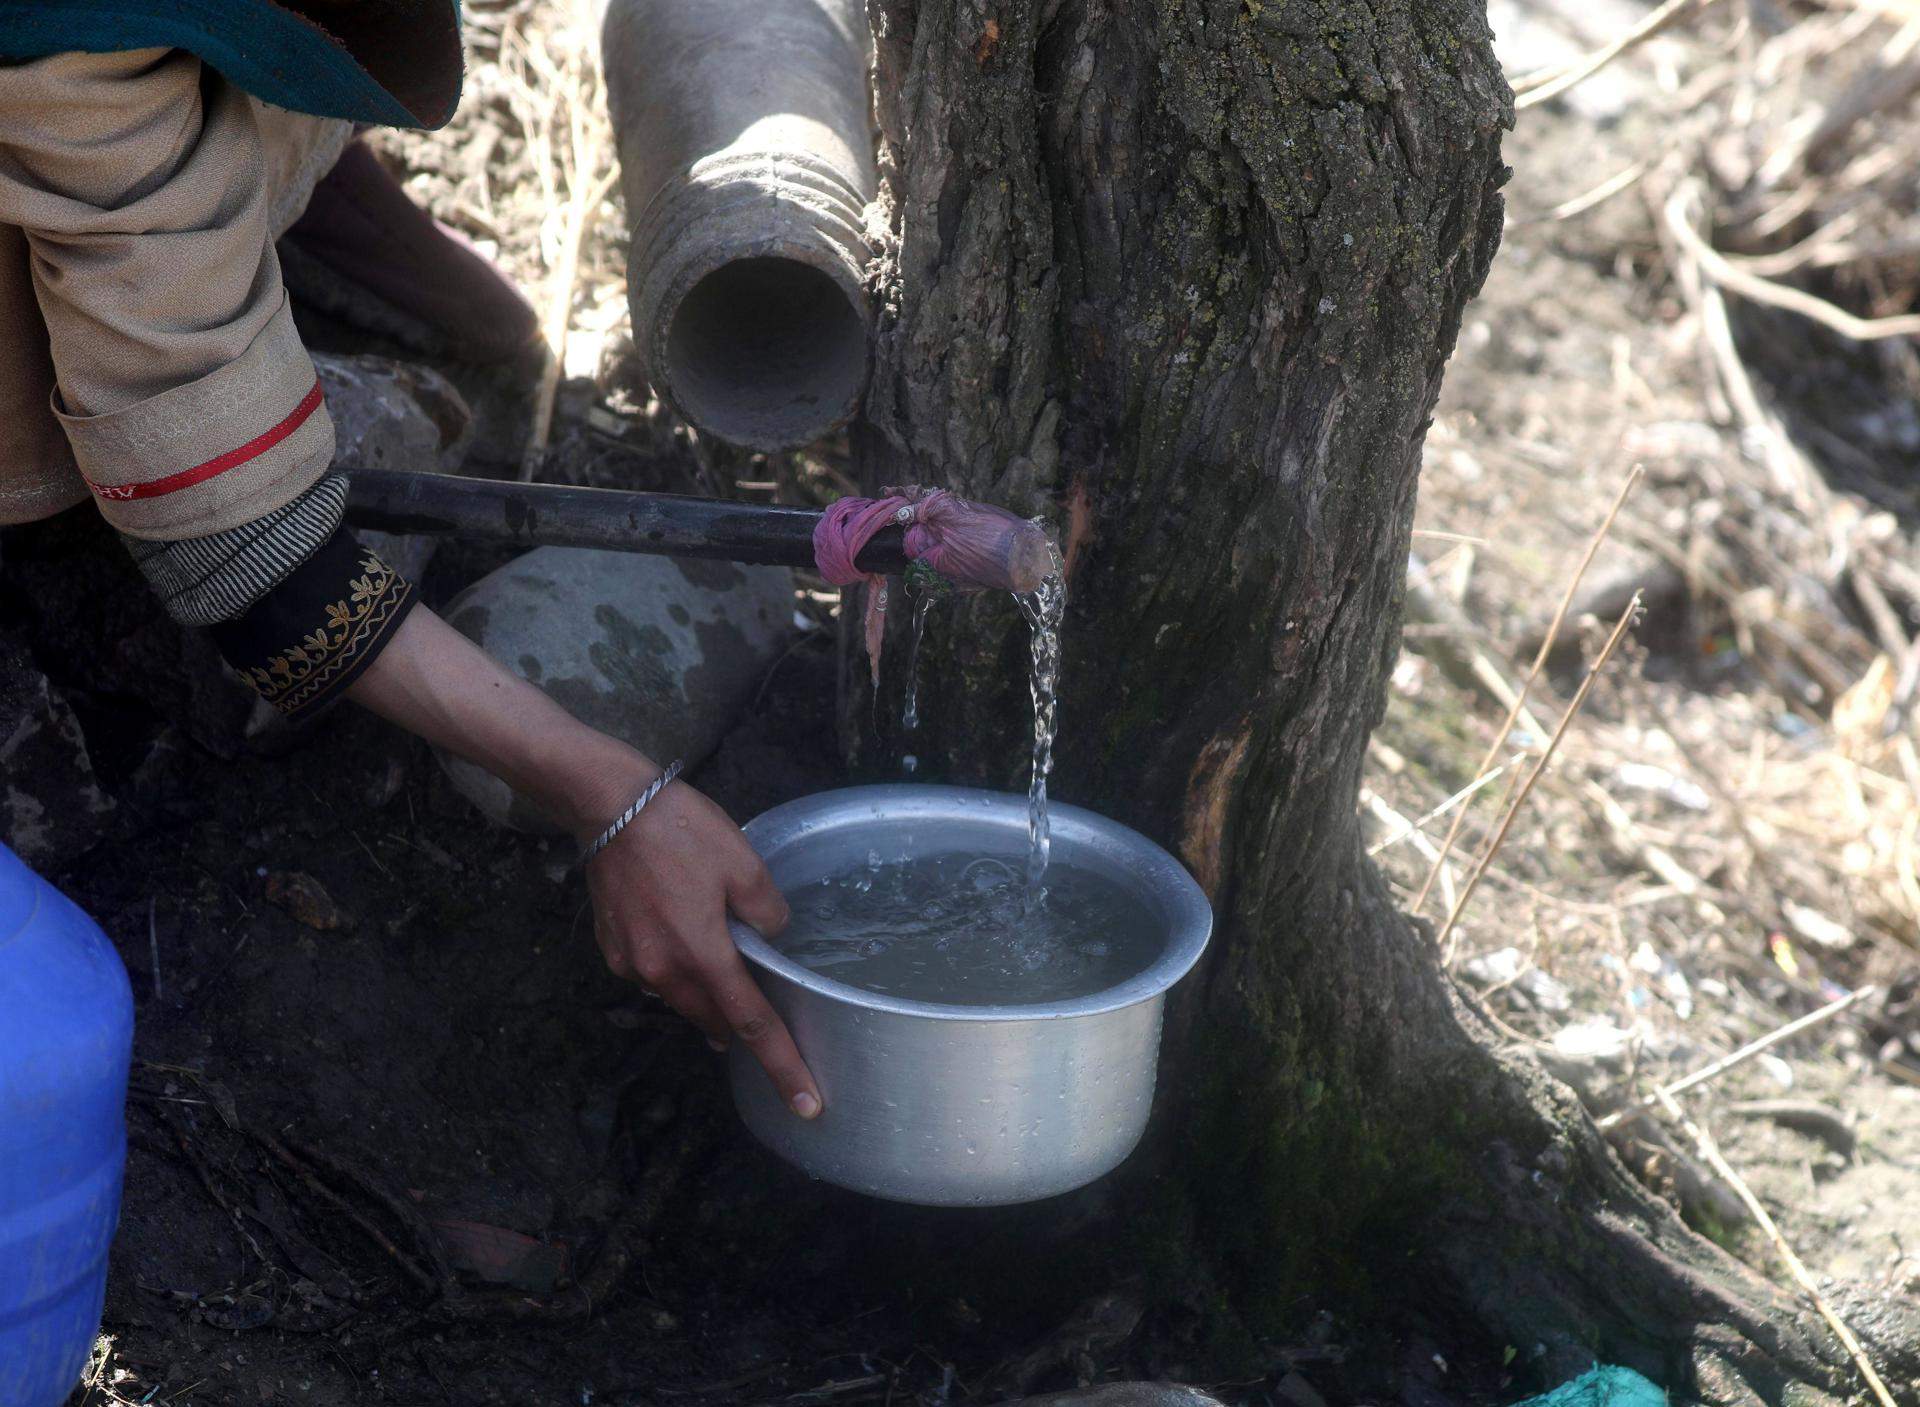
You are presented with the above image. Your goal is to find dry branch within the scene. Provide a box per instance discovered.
[1434,594,1642,963]
[1668,181,1920,342]
[1653,1087,1898,1407]
[1598,985,1876,1129]
[1412,465,1643,916]
[519,14,619,479]
[1512,0,1716,108]
[1367,762,1522,856]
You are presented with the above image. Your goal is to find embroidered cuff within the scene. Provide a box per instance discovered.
[211,527,416,720]
[56,293,336,541]
[123,473,349,626]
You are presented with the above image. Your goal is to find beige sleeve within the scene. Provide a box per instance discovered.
[0,221,81,523]
[0,47,337,540]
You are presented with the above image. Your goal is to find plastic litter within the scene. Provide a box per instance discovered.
[1513,1366,1667,1407]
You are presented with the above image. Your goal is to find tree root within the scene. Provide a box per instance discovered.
[422,1117,705,1326]
[982,1292,1146,1397]
[130,1064,710,1337]
[1429,1002,1916,1407]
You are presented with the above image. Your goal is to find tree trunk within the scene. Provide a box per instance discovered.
[846,2,1916,1402]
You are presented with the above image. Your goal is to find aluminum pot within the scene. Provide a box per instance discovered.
[727,785,1212,1206]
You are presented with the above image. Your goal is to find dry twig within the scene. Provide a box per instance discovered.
[520,14,619,479]
[1653,1087,1898,1407]
[1545,159,1654,222]
[1403,568,1552,739]
[1435,594,1643,963]
[1367,761,1523,856]
[1412,465,1644,916]
[1513,0,1716,108]
[1669,181,1920,342]
[1363,788,1460,914]
[1598,984,1876,1129]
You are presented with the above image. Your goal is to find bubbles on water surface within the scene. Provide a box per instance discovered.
[776,849,1159,1006]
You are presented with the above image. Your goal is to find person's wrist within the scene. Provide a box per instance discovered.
[528,725,662,842]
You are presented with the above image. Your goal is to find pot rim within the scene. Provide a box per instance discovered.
[727,783,1213,1023]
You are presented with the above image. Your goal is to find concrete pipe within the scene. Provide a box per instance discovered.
[602,0,876,452]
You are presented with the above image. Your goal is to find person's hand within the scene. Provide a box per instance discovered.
[341,607,819,1117]
[579,759,821,1119]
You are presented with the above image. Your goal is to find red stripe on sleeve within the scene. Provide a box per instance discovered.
[85,378,327,503]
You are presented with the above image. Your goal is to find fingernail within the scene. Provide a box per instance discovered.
[791,1091,821,1119]
[707,1038,727,1053]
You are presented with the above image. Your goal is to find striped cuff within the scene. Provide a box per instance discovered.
[211,527,416,720]
[122,474,349,626]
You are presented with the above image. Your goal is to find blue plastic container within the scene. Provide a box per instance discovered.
[0,843,134,1407]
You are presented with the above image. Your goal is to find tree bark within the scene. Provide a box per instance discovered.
[847,1,1917,1402]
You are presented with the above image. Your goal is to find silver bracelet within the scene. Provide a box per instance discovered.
[581,759,684,866]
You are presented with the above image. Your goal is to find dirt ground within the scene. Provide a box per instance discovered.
[18,0,1920,1403]
[1371,0,1920,1328]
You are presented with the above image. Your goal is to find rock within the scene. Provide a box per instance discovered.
[1275,1372,1329,1407]
[265,871,352,931]
[1016,1387,1225,1407]
[1541,1018,1639,1104]
[314,352,475,583]
[430,1219,571,1295]
[1462,946,1573,1014]
[440,548,795,831]
[0,635,116,866]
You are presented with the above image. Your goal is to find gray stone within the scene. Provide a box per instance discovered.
[315,352,475,582]
[0,636,116,866]
[439,547,795,831]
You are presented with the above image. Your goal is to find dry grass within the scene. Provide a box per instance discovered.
[374,0,629,389]
[1371,0,1920,1034]
[1366,0,1920,1304]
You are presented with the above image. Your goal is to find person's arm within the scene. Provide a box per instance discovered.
[347,604,822,1119]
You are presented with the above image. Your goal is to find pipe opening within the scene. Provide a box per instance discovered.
[664,255,867,450]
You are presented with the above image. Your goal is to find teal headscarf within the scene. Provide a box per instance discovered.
[0,0,464,129]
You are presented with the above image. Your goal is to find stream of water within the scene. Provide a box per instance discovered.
[775,541,1089,1003]
[896,544,1066,893]
[901,593,934,733]
[1015,556,1066,898]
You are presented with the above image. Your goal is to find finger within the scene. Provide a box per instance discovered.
[727,856,791,938]
[654,972,731,1049]
[704,948,819,1118]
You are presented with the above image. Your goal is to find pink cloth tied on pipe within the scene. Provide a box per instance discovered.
[814,486,1039,682]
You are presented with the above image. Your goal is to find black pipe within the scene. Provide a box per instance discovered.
[342,468,910,575]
